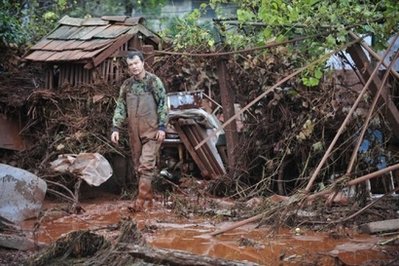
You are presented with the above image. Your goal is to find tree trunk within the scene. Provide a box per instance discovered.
[121,244,259,266]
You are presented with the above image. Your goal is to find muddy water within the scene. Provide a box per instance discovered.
[21,197,396,265]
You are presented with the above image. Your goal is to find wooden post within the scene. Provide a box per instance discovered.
[216,57,238,175]
[346,41,399,140]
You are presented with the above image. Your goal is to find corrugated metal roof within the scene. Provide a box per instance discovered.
[24,15,161,64]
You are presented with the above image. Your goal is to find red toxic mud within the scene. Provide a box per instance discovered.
[21,199,396,265]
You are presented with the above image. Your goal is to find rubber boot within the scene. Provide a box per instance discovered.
[133,178,153,211]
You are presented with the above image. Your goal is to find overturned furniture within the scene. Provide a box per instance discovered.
[167,91,226,179]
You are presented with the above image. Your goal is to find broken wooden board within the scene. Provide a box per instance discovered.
[123,244,259,266]
[0,233,47,251]
[359,218,399,234]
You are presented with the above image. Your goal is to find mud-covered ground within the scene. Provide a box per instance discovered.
[0,179,398,266]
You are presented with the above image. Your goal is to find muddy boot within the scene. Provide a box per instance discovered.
[133,178,153,211]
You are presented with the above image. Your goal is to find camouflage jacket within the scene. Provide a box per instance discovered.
[112,71,168,131]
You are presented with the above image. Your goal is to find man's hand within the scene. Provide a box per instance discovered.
[111,131,119,144]
[155,130,165,142]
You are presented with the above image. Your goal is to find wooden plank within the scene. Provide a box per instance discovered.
[93,25,130,39]
[24,50,56,61]
[63,40,85,50]
[76,64,81,85]
[186,125,219,178]
[173,122,210,178]
[48,67,53,89]
[87,34,133,68]
[80,49,101,60]
[101,15,127,22]
[82,17,109,26]
[101,61,106,80]
[65,65,70,84]
[89,69,93,83]
[124,16,145,25]
[191,123,225,177]
[0,233,45,251]
[59,64,64,84]
[142,45,154,65]
[347,43,399,140]
[79,25,110,40]
[127,24,160,42]
[47,25,72,39]
[45,50,71,61]
[217,58,238,174]
[123,244,257,266]
[70,64,75,85]
[107,58,112,81]
[128,34,141,50]
[359,219,399,234]
[77,39,113,51]
[30,39,52,50]
[41,40,69,51]
[45,68,50,89]
[115,60,120,80]
[68,26,97,40]
[61,26,84,40]
[84,39,114,51]
[59,15,83,26]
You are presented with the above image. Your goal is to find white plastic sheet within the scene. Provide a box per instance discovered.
[50,153,113,186]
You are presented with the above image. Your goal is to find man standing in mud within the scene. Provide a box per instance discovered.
[111,50,167,210]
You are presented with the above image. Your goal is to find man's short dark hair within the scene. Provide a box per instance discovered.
[127,50,144,62]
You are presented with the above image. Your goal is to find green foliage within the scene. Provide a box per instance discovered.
[0,0,71,47]
[160,5,217,50]
[0,1,27,46]
[167,0,399,87]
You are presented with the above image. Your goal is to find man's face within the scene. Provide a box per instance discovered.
[127,56,144,77]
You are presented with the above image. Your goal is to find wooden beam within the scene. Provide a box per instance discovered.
[349,32,399,80]
[359,219,399,234]
[216,58,238,175]
[346,42,399,140]
[84,34,133,69]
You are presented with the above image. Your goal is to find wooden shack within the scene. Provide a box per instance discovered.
[24,15,162,89]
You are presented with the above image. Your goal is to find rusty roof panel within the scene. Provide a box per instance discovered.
[93,25,130,38]
[25,50,57,61]
[82,17,109,26]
